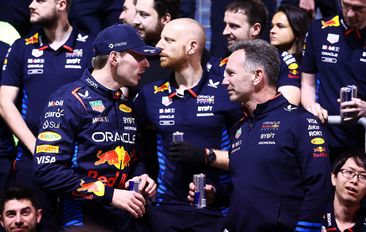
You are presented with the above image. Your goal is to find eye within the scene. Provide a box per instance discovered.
[359,174,366,181]
[344,170,354,176]
[5,211,16,218]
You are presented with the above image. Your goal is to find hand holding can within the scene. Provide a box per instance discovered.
[193,173,206,208]
[340,85,357,120]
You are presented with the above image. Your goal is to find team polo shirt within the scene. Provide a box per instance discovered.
[0,41,15,156]
[278,51,301,88]
[1,28,94,158]
[134,70,242,214]
[322,195,366,232]
[226,94,331,231]
[302,15,366,148]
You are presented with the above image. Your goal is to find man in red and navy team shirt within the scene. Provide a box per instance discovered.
[0,0,94,230]
[222,40,330,232]
[134,18,242,231]
[301,0,366,158]
[0,41,15,191]
[322,149,366,232]
[33,24,159,231]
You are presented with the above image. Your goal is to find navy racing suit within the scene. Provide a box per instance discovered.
[33,69,143,230]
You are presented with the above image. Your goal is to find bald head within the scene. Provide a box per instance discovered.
[156,18,206,69]
[163,18,206,55]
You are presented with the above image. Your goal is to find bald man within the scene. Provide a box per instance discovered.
[133,18,242,231]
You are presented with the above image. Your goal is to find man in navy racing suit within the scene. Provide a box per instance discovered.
[33,24,160,231]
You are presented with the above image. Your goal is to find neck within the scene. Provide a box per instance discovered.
[91,68,121,91]
[174,57,203,90]
[243,86,277,114]
[333,195,360,230]
[43,16,72,49]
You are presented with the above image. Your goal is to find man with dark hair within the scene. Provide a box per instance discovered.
[134,0,180,46]
[119,0,138,25]
[0,0,94,230]
[322,149,366,231]
[208,0,267,80]
[219,39,330,231]
[0,186,42,232]
[33,24,159,231]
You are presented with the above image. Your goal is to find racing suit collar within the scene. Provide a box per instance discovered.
[38,27,79,52]
[252,93,286,119]
[167,69,209,99]
[81,69,125,100]
[340,16,366,40]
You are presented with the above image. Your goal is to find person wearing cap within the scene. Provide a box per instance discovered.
[0,0,94,230]
[32,24,159,231]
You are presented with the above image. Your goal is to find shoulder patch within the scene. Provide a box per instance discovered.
[71,87,88,111]
[153,82,170,94]
[321,15,340,29]
[219,57,229,67]
[77,34,89,42]
[25,33,39,45]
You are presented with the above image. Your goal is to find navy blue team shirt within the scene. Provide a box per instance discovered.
[134,69,242,214]
[227,94,331,232]
[0,41,15,156]
[1,28,94,159]
[302,15,366,149]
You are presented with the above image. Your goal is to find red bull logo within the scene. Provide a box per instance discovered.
[94,146,131,170]
[154,82,170,94]
[321,16,340,29]
[219,57,229,67]
[314,146,326,153]
[25,33,39,45]
[77,180,105,196]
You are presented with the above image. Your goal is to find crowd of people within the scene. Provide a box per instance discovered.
[0,0,366,231]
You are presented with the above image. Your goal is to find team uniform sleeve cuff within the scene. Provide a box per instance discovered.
[295,221,322,232]
[103,186,114,203]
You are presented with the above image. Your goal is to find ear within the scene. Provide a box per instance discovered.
[56,0,67,12]
[160,13,171,25]
[252,69,264,86]
[110,51,119,63]
[186,40,198,55]
[250,23,262,39]
[36,209,43,224]
[0,215,4,227]
[331,173,337,187]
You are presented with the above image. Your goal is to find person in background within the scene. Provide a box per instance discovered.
[119,0,137,25]
[0,0,94,230]
[0,186,42,232]
[0,41,15,192]
[301,0,366,159]
[270,5,310,105]
[322,149,366,231]
[208,0,267,79]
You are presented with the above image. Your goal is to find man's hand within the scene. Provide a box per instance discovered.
[125,174,157,198]
[111,189,146,218]
[307,103,328,123]
[187,182,216,205]
[340,98,366,121]
[168,142,206,163]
